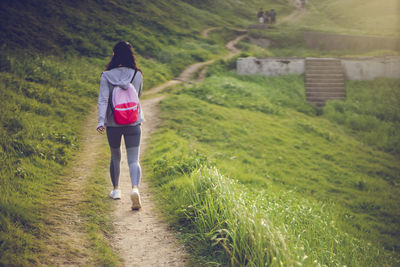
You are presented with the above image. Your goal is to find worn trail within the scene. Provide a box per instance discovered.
[112,30,247,267]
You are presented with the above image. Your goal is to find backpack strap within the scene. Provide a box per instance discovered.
[130,69,138,83]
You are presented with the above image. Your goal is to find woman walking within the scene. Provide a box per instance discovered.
[97,41,144,210]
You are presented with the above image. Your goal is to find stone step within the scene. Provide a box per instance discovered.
[305,68,343,73]
[306,66,341,70]
[306,92,346,97]
[307,82,344,86]
[304,62,342,68]
[306,87,346,92]
[305,58,345,107]
[306,64,341,69]
[306,76,344,80]
[306,78,345,83]
[306,73,344,78]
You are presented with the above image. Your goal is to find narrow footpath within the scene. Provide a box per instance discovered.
[111,30,247,267]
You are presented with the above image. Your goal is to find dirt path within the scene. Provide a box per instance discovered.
[111,30,247,267]
[201,27,218,38]
[111,95,191,267]
[276,6,306,25]
[195,34,248,82]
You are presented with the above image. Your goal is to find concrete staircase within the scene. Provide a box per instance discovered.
[305,58,346,107]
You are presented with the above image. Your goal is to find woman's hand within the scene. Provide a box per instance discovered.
[97,126,105,134]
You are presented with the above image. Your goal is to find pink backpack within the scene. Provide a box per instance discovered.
[111,70,139,125]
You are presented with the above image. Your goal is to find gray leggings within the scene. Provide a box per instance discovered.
[106,125,141,187]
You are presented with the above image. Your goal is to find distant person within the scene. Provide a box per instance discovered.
[97,41,144,210]
[264,10,270,24]
[257,8,264,23]
[270,9,276,24]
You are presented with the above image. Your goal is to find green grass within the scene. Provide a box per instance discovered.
[0,0,289,69]
[0,0,294,264]
[1,0,399,264]
[0,55,97,265]
[0,48,175,265]
[147,164,395,266]
[144,65,400,265]
[324,78,400,155]
[81,144,120,266]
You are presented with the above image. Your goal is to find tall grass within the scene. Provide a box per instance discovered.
[149,161,397,266]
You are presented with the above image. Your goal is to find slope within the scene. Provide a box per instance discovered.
[0,0,291,265]
[143,63,400,265]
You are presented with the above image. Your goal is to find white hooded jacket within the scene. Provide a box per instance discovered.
[97,67,144,128]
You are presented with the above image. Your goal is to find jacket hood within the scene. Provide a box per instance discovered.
[102,67,136,89]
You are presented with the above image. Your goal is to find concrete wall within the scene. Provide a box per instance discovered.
[237,56,400,80]
[341,56,400,80]
[237,57,304,76]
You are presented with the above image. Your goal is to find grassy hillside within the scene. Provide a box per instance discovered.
[143,61,400,265]
[2,0,398,265]
[240,0,400,58]
[297,0,400,37]
[0,0,293,265]
[241,27,400,59]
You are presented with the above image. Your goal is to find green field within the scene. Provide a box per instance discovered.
[144,62,400,265]
[1,0,399,265]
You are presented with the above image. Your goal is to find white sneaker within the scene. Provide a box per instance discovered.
[109,189,121,200]
[130,188,142,210]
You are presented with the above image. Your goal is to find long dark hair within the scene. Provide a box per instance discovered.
[105,41,142,74]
